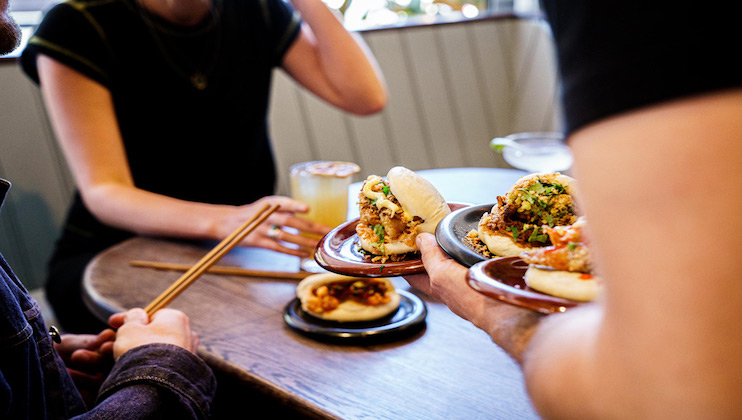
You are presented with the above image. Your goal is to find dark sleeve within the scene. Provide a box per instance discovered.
[81,344,216,420]
[20,2,113,87]
[542,0,742,134]
[261,0,302,65]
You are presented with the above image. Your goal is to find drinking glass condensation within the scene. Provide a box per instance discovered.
[290,161,360,272]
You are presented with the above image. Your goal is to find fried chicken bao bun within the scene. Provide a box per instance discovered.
[478,172,579,257]
[356,166,451,258]
[297,273,401,322]
[520,218,602,302]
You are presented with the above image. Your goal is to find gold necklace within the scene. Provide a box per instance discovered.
[135,0,222,90]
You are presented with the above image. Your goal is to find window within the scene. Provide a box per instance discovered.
[3,0,540,58]
[334,0,540,30]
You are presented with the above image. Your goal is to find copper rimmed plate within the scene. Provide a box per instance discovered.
[467,256,583,314]
[315,202,471,277]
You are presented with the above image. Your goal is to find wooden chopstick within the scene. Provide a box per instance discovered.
[143,203,279,316]
[130,260,312,280]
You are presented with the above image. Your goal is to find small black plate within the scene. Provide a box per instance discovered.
[435,204,492,267]
[283,290,427,344]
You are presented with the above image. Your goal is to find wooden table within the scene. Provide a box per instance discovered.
[83,167,540,419]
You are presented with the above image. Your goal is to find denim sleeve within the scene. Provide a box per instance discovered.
[83,344,216,419]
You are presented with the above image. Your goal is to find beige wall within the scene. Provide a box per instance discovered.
[0,16,560,289]
[270,17,561,194]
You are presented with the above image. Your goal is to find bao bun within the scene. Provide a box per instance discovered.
[508,172,578,197]
[296,273,401,322]
[524,266,601,302]
[359,237,417,255]
[386,166,450,235]
[357,166,450,256]
[478,172,578,257]
[477,215,539,257]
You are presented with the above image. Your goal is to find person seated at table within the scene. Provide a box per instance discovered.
[19,0,387,333]
[3,243,214,419]
[404,1,742,418]
[4,11,215,408]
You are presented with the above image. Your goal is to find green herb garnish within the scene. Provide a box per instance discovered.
[508,226,519,240]
[527,226,549,243]
[517,189,538,204]
[543,213,554,227]
[524,180,566,197]
[373,223,385,243]
[526,182,546,195]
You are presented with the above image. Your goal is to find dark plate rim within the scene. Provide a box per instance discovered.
[283,289,427,343]
[435,203,492,267]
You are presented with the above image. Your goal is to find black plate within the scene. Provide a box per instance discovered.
[435,204,492,267]
[283,290,427,344]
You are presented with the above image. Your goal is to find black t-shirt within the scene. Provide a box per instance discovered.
[541,0,742,134]
[21,0,301,254]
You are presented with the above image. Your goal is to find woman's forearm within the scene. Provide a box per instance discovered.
[83,183,232,240]
[285,0,386,114]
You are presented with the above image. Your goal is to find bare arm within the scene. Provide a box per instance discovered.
[412,88,742,418]
[281,0,387,115]
[523,88,742,418]
[37,55,329,257]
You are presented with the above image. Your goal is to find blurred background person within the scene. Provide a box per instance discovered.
[20,0,387,333]
[0,0,19,54]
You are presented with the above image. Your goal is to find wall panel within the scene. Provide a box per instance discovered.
[509,19,561,132]
[403,26,464,169]
[0,63,73,289]
[361,31,430,170]
[268,74,314,195]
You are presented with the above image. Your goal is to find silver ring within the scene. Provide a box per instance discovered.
[267,224,281,239]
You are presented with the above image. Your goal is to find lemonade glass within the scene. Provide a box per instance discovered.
[290,161,360,272]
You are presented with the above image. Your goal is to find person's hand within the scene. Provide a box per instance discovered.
[219,196,332,258]
[54,329,116,366]
[403,232,491,322]
[108,308,199,360]
[54,330,116,407]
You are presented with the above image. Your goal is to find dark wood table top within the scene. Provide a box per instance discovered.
[83,167,540,419]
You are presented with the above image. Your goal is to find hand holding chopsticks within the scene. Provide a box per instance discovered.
[143,203,280,316]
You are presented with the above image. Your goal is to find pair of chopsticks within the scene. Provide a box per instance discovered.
[143,203,279,316]
[130,260,312,280]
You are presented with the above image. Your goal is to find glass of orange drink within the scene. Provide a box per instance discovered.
[289,161,360,272]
